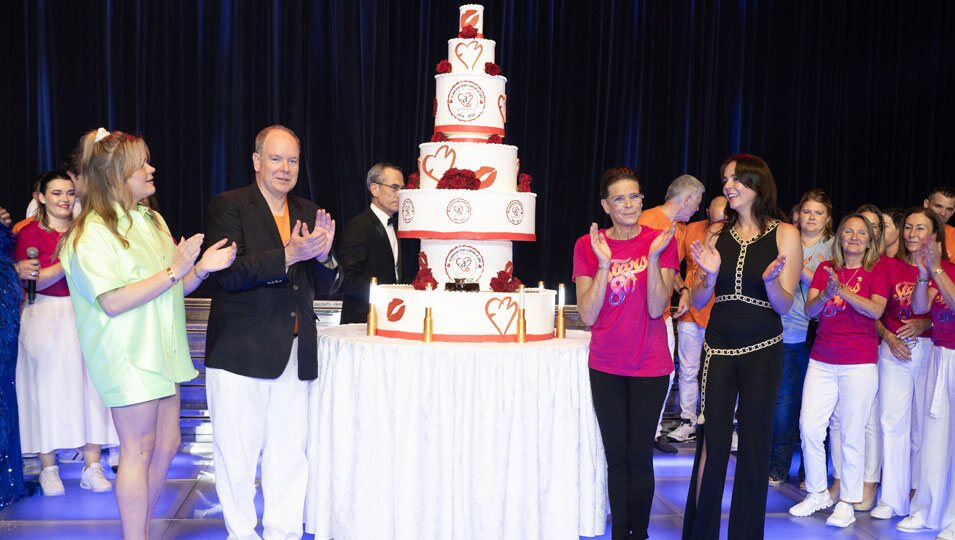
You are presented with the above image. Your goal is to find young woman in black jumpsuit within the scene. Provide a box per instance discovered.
[682,155,802,539]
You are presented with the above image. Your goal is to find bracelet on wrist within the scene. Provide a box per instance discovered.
[598,264,610,271]
[916,276,930,285]
[165,267,179,283]
[933,267,945,277]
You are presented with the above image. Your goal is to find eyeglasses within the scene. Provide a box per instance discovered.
[608,193,645,206]
[372,181,403,193]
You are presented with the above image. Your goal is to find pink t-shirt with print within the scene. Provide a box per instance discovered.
[572,226,678,377]
[809,260,890,365]
[930,260,955,349]
[881,256,932,337]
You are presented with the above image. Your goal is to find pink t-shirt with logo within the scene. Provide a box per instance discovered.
[809,260,890,365]
[930,260,955,349]
[881,256,932,337]
[572,227,678,377]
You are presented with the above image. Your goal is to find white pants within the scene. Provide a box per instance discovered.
[877,337,932,515]
[655,317,676,438]
[800,359,878,503]
[829,395,882,484]
[207,339,309,540]
[909,345,955,530]
[676,320,705,423]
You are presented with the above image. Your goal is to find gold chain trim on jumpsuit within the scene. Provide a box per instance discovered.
[697,221,781,425]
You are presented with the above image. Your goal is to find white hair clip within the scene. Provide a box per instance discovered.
[94,127,110,142]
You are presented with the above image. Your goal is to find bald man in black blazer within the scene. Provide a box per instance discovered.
[339,163,406,324]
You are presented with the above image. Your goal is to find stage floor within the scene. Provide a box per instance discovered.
[0,443,940,539]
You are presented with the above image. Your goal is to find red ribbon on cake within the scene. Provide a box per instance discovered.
[490,261,523,293]
[412,252,439,291]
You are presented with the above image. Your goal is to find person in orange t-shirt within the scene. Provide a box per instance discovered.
[923,186,955,263]
[637,174,704,452]
[667,196,727,443]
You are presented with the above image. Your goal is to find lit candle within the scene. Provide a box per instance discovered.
[537,280,545,289]
[519,285,525,309]
[425,283,433,308]
[558,283,565,308]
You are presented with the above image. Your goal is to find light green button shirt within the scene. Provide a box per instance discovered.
[61,203,197,407]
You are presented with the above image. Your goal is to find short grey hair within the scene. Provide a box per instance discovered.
[366,162,401,190]
[664,174,704,202]
[254,125,300,155]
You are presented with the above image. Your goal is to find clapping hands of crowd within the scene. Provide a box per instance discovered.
[822,267,841,301]
[649,223,676,259]
[285,209,336,266]
[762,254,787,283]
[589,223,612,269]
[198,238,238,274]
[172,234,205,279]
[915,234,942,278]
[690,239,720,275]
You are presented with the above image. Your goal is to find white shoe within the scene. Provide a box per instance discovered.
[937,526,955,540]
[789,491,834,517]
[39,465,65,496]
[870,502,896,519]
[731,430,738,452]
[667,422,696,442]
[898,515,927,532]
[826,501,856,528]
[22,455,41,476]
[80,463,112,492]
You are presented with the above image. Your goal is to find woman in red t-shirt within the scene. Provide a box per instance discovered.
[572,167,678,540]
[869,208,937,520]
[789,215,888,527]
[898,221,955,535]
[14,171,119,496]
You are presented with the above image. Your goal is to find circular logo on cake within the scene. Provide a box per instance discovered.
[445,245,484,282]
[401,199,415,223]
[506,200,524,225]
[446,198,472,224]
[447,80,486,122]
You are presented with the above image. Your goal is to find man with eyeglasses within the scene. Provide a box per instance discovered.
[339,162,406,324]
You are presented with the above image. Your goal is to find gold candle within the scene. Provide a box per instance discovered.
[516,285,527,343]
[556,283,566,338]
[423,284,434,342]
[366,277,378,336]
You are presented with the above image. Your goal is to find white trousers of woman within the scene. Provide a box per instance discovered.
[800,359,878,503]
[908,345,955,530]
[677,320,705,423]
[877,337,932,515]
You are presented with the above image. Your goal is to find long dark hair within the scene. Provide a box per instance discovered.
[720,154,786,235]
[897,206,948,265]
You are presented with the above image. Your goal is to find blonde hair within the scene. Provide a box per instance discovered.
[830,214,881,271]
[65,130,165,250]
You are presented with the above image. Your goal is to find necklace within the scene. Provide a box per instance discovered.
[841,265,864,287]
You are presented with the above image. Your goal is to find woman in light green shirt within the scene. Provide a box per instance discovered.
[61,129,236,540]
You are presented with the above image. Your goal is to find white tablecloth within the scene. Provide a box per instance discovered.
[304,324,607,540]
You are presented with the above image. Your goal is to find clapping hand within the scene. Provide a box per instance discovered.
[762,254,787,283]
[286,210,336,265]
[197,238,238,273]
[649,223,676,259]
[589,223,611,269]
[823,267,841,300]
[312,209,336,262]
[690,239,720,275]
[172,234,204,279]
[916,234,942,277]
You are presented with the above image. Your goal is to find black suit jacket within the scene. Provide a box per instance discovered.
[203,183,339,380]
[339,206,403,324]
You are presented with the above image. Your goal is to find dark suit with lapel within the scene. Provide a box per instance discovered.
[203,183,338,380]
[339,206,403,324]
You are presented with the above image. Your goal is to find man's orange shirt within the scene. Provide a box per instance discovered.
[945,224,955,264]
[638,206,687,320]
[678,219,716,328]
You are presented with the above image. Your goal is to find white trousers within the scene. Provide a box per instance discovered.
[909,345,955,530]
[655,317,676,438]
[829,393,882,484]
[877,337,932,515]
[800,359,878,503]
[207,339,309,540]
[676,320,705,423]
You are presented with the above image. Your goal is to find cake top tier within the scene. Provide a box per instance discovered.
[459,5,485,38]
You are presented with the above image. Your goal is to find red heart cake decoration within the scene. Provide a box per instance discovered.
[421,145,457,182]
[484,296,519,336]
[454,41,484,71]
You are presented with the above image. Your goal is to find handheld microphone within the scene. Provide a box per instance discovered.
[26,247,38,304]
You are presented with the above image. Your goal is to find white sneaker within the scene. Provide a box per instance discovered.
[80,463,112,492]
[870,502,896,519]
[937,525,955,540]
[667,422,696,442]
[22,455,41,476]
[789,490,834,517]
[730,430,739,452]
[826,501,856,528]
[898,515,927,532]
[39,465,65,496]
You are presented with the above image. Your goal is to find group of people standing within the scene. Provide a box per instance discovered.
[574,157,955,540]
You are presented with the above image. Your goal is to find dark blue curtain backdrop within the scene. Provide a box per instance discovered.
[3,0,954,293]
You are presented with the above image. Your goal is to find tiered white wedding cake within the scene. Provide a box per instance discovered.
[373,4,555,342]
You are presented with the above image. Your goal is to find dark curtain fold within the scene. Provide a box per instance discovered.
[2,0,953,294]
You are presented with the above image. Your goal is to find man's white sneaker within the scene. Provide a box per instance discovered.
[39,465,65,496]
[826,501,856,528]
[870,502,896,519]
[897,515,927,532]
[789,491,834,517]
[667,422,696,442]
[80,462,112,492]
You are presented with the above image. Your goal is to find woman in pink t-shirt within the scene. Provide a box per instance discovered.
[14,171,119,496]
[869,208,937,520]
[572,167,678,540]
[789,215,888,527]
[898,222,955,536]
